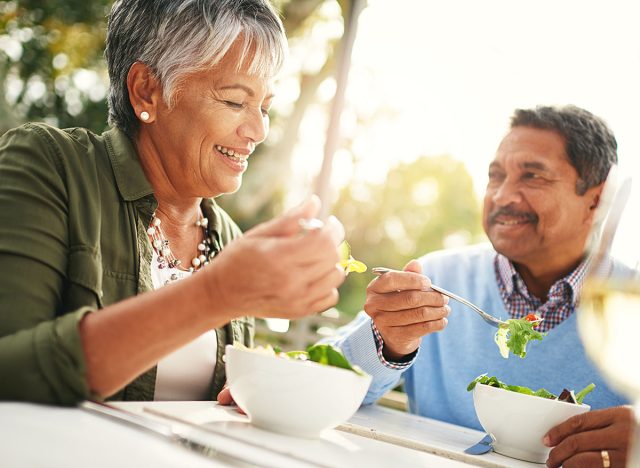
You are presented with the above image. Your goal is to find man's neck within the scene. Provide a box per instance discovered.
[513,258,583,302]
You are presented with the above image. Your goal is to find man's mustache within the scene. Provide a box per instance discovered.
[488,207,538,225]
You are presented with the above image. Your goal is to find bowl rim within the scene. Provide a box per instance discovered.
[224,344,372,381]
[474,382,591,410]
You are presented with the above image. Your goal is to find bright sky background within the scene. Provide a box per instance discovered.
[287,0,640,201]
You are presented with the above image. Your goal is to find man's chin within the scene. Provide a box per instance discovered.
[489,238,533,262]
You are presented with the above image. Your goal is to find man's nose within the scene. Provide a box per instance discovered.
[491,178,522,206]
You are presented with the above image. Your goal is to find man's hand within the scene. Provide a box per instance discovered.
[364,260,450,361]
[544,406,635,468]
[204,196,347,320]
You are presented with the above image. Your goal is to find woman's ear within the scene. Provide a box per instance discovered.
[127,61,162,123]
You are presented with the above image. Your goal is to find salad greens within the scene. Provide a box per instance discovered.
[338,241,367,274]
[305,344,364,375]
[467,374,596,405]
[575,383,597,404]
[236,343,366,376]
[495,317,545,358]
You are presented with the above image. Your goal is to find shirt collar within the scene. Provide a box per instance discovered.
[103,127,154,201]
[495,253,589,305]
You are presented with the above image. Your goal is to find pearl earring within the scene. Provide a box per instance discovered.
[140,111,150,121]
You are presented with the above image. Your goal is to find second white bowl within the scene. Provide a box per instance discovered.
[473,383,590,463]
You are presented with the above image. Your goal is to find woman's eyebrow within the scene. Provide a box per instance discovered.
[218,84,254,96]
[217,84,274,100]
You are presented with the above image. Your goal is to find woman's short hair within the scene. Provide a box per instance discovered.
[511,105,618,195]
[106,0,287,136]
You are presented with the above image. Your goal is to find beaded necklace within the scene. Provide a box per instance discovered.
[147,211,213,283]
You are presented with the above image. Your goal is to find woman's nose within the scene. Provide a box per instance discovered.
[238,108,268,144]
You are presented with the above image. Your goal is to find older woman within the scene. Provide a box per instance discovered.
[0,0,345,404]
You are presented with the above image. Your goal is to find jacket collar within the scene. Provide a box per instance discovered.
[103,127,154,201]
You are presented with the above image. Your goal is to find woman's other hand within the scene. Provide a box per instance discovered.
[216,385,245,414]
[205,196,346,319]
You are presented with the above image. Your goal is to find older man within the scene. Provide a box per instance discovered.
[329,105,634,468]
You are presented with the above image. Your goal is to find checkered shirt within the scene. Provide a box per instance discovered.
[372,253,589,367]
[371,321,415,370]
[494,254,589,332]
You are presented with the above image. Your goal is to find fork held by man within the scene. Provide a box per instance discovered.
[372,267,506,328]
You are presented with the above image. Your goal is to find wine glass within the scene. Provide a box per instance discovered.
[578,167,640,464]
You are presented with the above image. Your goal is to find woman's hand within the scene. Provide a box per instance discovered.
[544,406,635,468]
[204,196,346,320]
[216,385,234,405]
[364,260,450,361]
[216,385,245,414]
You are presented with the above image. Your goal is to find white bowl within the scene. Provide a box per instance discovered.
[224,345,372,438]
[473,383,590,463]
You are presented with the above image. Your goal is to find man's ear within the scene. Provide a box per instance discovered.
[127,61,162,123]
[587,182,605,210]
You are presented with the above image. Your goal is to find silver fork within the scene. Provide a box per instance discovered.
[371,267,506,328]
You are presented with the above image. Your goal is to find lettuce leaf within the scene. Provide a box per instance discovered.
[575,383,596,404]
[495,318,545,358]
[304,344,366,376]
[338,241,367,274]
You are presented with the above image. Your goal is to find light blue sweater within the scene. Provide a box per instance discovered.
[329,244,628,430]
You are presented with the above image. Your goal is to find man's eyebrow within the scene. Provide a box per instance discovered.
[217,84,275,100]
[521,161,549,171]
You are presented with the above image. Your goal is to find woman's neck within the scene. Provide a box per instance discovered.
[134,132,203,223]
[134,131,208,267]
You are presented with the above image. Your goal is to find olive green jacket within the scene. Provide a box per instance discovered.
[0,123,253,405]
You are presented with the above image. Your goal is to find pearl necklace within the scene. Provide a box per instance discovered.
[147,212,213,279]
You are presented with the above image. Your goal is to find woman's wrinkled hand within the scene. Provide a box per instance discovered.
[544,406,635,468]
[364,260,450,361]
[204,195,346,321]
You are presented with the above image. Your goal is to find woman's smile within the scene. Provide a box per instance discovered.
[214,144,249,173]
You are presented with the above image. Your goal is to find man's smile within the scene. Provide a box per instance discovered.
[489,207,538,227]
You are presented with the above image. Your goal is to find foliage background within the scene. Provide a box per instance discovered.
[0,0,483,322]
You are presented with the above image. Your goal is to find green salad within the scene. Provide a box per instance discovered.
[235,343,366,376]
[467,374,596,405]
[495,315,545,358]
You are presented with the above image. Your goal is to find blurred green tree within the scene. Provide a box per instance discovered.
[0,0,346,219]
[332,155,485,316]
[1,0,485,321]
[0,0,111,133]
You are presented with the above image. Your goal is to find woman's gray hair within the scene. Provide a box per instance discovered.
[106,0,287,136]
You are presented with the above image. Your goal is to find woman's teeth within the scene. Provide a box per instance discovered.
[215,145,246,163]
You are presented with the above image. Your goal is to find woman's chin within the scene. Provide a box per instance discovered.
[203,178,243,198]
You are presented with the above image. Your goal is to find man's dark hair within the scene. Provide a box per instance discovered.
[510,105,618,195]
